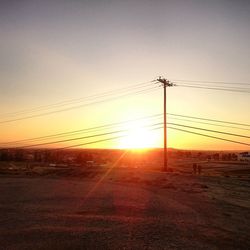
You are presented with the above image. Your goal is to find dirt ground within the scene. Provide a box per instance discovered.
[0,163,250,249]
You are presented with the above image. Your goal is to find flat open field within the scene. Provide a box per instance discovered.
[0,161,250,249]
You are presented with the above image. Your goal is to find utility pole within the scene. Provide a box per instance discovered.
[156,77,174,171]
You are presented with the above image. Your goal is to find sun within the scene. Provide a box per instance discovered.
[118,123,159,149]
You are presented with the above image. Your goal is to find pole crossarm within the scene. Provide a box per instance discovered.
[157,77,175,87]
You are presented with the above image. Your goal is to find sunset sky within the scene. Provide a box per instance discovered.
[0,0,250,150]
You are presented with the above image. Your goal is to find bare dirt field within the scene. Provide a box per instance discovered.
[0,162,250,249]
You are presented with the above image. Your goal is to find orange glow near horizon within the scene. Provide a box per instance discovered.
[0,1,250,152]
[117,121,160,150]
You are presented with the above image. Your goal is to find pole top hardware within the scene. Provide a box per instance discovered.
[156,77,175,87]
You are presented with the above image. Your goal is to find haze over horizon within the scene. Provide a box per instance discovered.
[0,0,250,150]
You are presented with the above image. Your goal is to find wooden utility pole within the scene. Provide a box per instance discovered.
[156,77,174,171]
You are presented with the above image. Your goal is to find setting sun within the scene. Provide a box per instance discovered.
[118,123,160,149]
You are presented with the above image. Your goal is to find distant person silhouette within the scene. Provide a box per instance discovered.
[193,163,197,174]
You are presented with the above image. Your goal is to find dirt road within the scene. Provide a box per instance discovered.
[0,173,249,249]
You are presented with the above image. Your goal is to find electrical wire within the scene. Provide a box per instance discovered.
[167,113,250,127]
[0,114,163,146]
[2,112,250,147]
[168,126,250,147]
[176,84,250,93]
[174,82,250,91]
[10,122,163,149]
[0,81,154,118]
[49,126,163,151]
[167,117,250,132]
[171,79,250,86]
[168,122,250,139]
[5,120,250,150]
[0,86,160,124]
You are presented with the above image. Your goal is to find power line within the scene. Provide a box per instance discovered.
[0,83,155,120]
[167,113,250,127]
[9,123,163,149]
[19,129,131,149]
[47,126,164,151]
[2,112,250,146]
[174,82,250,91]
[0,81,154,118]
[2,120,249,150]
[175,84,250,93]
[0,114,163,146]
[4,119,249,149]
[171,79,250,86]
[168,122,250,139]
[168,117,250,132]
[0,86,160,124]
[12,122,249,150]
[168,126,250,147]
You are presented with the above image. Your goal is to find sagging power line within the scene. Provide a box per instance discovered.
[0,114,163,146]
[0,84,160,124]
[171,79,250,86]
[39,126,164,152]
[11,121,250,150]
[6,120,249,151]
[0,81,154,118]
[1,112,249,147]
[1,78,249,126]
[168,127,250,147]
[167,113,250,127]
[11,123,163,149]
[168,122,250,139]
[175,84,250,93]
[167,117,250,132]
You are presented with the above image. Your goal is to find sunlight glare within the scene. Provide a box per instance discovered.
[118,122,159,149]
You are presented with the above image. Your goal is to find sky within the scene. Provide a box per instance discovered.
[0,0,250,150]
